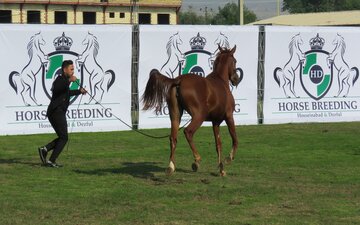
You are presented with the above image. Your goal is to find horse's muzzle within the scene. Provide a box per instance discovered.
[230,72,241,87]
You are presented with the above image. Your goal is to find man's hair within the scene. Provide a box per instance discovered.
[61,60,74,74]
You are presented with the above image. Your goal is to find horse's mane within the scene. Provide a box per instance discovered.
[338,35,346,56]
[166,33,178,57]
[216,33,230,49]
[213,48,232,71]
[27,35,35,59]
[86,33,99,58]
[288,35,298,56]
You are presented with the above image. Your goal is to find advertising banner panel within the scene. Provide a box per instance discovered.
[264,26,360,124]
[138,25,259,129]
[0,24,132,135]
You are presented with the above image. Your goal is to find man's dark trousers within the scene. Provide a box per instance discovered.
[45,108,68,162]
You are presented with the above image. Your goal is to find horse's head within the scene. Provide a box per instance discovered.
[34,32,46,46]
[173,32,183,45]
[295,33,304,45]
[332,33,344,46]
[289,33,304,57]
[214,32,230,49]
[214,45,240,87]
[82,32,96,46]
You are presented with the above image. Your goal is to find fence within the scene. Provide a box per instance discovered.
[1,24,360,135]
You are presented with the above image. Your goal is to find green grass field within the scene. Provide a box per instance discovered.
[0,122,360,225]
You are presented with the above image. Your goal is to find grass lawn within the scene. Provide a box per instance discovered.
[0,122,359,225]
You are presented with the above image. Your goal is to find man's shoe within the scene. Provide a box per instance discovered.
[38,147,47,165]
[46,160,63,168]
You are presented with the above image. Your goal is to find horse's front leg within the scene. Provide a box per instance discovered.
[75,57,83,72]
[212,122,225,176]
[224,115,238,165]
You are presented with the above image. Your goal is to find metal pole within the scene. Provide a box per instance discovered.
[277,0,280,16]
[239,0,244,25]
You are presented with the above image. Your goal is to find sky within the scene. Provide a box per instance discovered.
[181,0,285,20]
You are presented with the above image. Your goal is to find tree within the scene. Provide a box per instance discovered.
[211,3,257,25]
[179,3,257,25]
[283,0,360,13]
[179,7,207,25]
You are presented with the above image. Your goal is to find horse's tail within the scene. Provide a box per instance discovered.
[351,67,359,86]
[142,69,177,111]
[274,67,282,86]
[105,70,115,91]
[9,71,20,94]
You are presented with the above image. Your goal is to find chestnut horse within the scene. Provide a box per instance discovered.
[142,45,240,176]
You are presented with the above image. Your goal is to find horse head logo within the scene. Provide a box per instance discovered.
[274,33,305,98]
[9,32,49,106]
[160,32,184,78]
[209,32,230,70]
[76,32,115,104]
[327,33,359,97]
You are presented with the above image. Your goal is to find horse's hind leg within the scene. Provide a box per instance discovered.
[29,78,41,105]
[224,115,238,165]
[184,117,203,172]
[165,88,182,176]
[212,122,226,176]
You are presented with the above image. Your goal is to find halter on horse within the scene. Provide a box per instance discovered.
[142,45,240,176]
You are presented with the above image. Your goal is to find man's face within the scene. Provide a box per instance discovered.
[63,64,74,78]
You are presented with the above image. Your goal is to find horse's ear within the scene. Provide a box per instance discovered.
[218,44,224,52]
[230,45,237,55]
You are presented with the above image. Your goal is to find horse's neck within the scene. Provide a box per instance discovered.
[211,65,229,84]
[85,51,97,64]
[81,42,93,57]
[331,43,342,56]
[172,42,182,56]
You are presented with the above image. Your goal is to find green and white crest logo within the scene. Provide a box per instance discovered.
[44,32,83,104]
[181,32,212,77]
[274,33,358,100]
[160,32,243,81]
[300,33,332,100]
[9,32,115,106]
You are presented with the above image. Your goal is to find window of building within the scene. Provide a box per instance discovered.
[157,14,170,24]
[109,12,115,18]
[0,10,12,23]
[27,10,41,24]
[55,11,67,24]
[139,13,151,24]
[119,12,125,18]
[83,12,96,24]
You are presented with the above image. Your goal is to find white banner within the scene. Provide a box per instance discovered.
[138,25,259,129]
[264,26,360,124]
[0,24,132,135]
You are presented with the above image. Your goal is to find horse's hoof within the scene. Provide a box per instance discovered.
[220,170,227,177]
[192,162,199,172]
[165,167,174,176]
[225,156,232,165]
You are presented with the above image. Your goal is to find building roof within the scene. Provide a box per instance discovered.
[0,0,182,8]
[251,10,360,26]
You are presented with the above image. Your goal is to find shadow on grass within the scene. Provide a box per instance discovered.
[0,158,39,167]
[73,162,192,185]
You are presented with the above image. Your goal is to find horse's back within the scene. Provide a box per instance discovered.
[176,74,233,120]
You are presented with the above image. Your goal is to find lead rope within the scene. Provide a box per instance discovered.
[66,87,85,151]
[73,81,191,139]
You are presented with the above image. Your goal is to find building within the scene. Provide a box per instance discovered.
[251,10,360,26]
[0,0,182,25]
